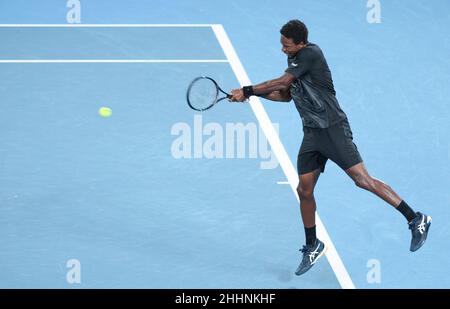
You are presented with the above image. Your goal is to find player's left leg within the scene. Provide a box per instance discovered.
[345,162,432,252]
[323,120,431,252]
[345,162,401,207]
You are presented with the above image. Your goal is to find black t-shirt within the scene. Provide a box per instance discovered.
[285,43,347,128]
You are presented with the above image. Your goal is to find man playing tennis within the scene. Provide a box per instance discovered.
[229,19,432,276]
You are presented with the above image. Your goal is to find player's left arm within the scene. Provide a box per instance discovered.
[230,73,296,102]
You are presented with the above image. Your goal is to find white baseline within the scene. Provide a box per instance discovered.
[0,60,228,63]
[0,24,214,27]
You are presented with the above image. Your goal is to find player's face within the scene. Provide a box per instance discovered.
[281,35,304,57]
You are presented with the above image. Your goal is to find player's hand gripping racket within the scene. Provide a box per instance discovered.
[186,76,231,111]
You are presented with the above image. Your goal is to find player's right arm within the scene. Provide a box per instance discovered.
[259,89,292,102]
[230,73,295,102]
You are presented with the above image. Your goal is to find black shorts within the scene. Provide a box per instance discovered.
[297,120,363,175]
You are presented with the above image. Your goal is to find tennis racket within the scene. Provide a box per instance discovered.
[186,76,231,111]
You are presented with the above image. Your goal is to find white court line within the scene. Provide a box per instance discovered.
[0,24,214,27]
[0,60,228,63]
[212,24,355,289]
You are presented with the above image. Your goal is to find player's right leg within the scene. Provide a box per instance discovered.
[297,169,321,228]
[295,168,328,275]
[295,128,329,276]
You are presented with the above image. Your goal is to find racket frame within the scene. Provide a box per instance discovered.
[186,76,231,111]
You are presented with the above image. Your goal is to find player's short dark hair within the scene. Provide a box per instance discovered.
[280,19,308,44]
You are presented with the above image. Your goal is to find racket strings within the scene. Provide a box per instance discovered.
[187,78,218,110]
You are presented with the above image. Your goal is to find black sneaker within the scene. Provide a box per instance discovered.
[409,212,432,252]
[295,239,327,276]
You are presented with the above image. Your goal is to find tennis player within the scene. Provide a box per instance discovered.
[229,19,432,276]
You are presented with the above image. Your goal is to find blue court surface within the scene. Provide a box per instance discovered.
[0,0,449,289]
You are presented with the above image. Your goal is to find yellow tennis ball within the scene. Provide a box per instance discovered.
[98,107,112,118]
